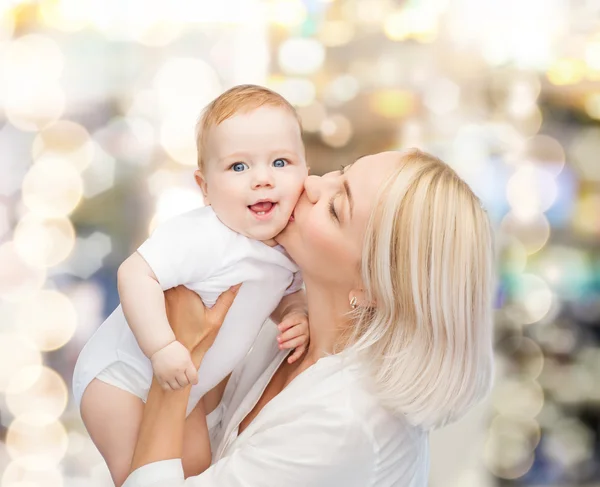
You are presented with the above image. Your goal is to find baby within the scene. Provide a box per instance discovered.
[72,85,309,486]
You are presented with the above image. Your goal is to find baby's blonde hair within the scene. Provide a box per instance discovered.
[346,149,495,429]
[195,84,301,171]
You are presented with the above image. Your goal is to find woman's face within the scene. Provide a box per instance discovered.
[276,151,399,285]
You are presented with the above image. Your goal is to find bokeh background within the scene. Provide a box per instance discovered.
[0,0,599,485]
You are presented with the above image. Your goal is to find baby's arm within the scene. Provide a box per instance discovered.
[270,289,309,364]
[118,252,197,389]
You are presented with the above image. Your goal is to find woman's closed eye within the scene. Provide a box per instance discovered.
[328,196,339,222]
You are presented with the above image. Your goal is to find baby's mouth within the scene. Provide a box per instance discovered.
[248,201,275,216]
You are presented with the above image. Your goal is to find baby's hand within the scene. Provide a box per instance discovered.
[277,311,309,364]
[150,340,198,390]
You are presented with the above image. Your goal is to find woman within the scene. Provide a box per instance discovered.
[123,149,495,486]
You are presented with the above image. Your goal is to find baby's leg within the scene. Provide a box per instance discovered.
[80,379,144,487]
[182,399,211,477]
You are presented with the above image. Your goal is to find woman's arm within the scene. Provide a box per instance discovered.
[128,285,241,473]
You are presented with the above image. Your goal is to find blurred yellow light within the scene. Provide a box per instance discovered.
[501,212,550,255]
[268,0,307,27]
[383,8,438,43]
[0,333,42,393]
[159,110,198,166]
[585,41,600,70]
[2,460,63,487]
[32,120,94,172]
[323,75,360,107]
[0,7,15,41]
[369,90,415,118]
[6,416,68,467]
[569,127,600,182]
[13,214,75,269]
[22,156,83,217]
[15,290,77,351]
[1,34,63,83]
[320,114,353,148]
[584,93,600,120]
[574,192,600,235]
[6,366,68,422]
[492,379,544,419]
[296,102,326,133]
[278,38,325,76]
[501,237,528,274]
[39,0,88,32]
[547,58,586,85]
[318,21,355,47]
[490,415,541,451]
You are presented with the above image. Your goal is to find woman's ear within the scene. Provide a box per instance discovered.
[194,170,210,205]
[348,289,376,310]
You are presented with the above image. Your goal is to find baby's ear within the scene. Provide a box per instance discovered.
[194,170,210,205]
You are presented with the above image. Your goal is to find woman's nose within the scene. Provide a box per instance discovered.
[303,175,322,203]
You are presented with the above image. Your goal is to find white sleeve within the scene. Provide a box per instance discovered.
[124,407,376,487]
[136,211,221,291]
[283,271,303,296]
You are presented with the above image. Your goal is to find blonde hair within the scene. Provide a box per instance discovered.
[195,84,301,171]
[345,149,495,429]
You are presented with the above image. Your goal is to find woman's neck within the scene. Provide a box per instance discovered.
[300,280,349,364]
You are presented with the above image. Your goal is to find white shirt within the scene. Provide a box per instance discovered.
[72,206,301,412]
[123,320,430,487]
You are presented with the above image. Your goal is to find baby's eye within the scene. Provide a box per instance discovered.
[231,162,249,172]
[272,158,288,168]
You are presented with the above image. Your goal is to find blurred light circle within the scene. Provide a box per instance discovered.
[0,8,15,41]
[511,273,553,325]
[93,116,155,164]
[0,243,46,302]
[154,58,221,117]
[39,0,88,32]
[383,9,437,43]
[159,109,198,166]
[318,20,355,47]
[323,75,360,107]
[4,83,66,132]
[490,415,542,450]
[492,378,544,419]
[513,106,543,137]
[501,212,550,255]
[272,78,316,107]
[424,78,460,115]
[320,115,353,148]
[547,58,586,85]
[570,127,600,182]
[574,191,600,235]
[497,336,544,380]
[6,366,68,422]
[2,460,63,487]
[506,165,557,220]
[278,38,325,76]
[132,20,182,47]
[369,90,416,118]
[268,0,307,27]
[584,93,600,120]
[15,290,77,351]
[1,34,64,83]
[32,121,94,172]
[22,156,83,217]
[6,416,68,467]
[585,41,600,70]
[500,237,528,274]
[505,77,541,119]
[13,214,75,269]
[544,418,594,468]
[519,135,565,176]
[150,188,204,234]
[0,334,42,393]
[296,102,326,133]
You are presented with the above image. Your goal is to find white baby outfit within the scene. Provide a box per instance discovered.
[72,206,301,415]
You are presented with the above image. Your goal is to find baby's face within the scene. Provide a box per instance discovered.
[196,106,308,244]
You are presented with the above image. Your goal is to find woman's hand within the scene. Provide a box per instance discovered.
[164,284,241,368]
